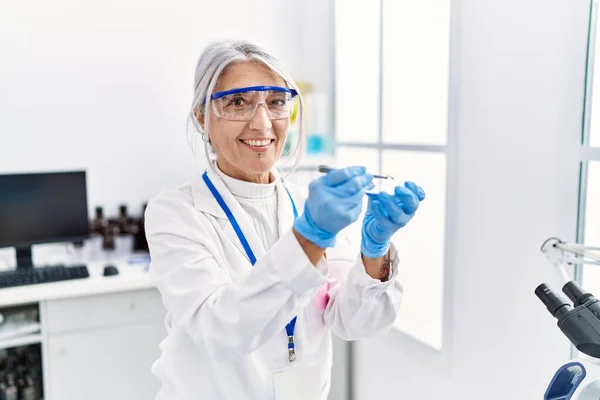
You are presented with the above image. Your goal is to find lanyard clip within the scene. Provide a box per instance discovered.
[288,348,296,362]
[288,335,296,362]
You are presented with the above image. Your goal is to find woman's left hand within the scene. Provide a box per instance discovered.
[360,181,426,258]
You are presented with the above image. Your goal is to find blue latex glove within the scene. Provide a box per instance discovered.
[293,166,375,248]
[361,181,426,258]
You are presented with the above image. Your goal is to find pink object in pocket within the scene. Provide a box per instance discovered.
[315,278,336,310]
[315,284,328,310]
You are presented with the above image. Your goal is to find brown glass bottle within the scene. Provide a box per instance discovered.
[116,205,130,235]
[91,206,108,237]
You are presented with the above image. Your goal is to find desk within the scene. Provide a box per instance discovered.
[0,259,166,400]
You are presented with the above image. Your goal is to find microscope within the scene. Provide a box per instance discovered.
[537,238,600,399]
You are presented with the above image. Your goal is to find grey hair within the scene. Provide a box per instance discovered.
[187,39,306,178]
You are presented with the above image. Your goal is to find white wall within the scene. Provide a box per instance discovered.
[298,0,333,134]
[354,0,589,399]
[0,0,309,220]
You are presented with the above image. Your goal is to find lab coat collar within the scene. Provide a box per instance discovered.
[190,165,298,264]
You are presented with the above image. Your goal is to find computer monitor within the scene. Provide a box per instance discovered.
[0,171,90,269]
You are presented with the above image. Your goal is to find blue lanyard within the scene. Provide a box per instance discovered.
[202,171,299,362]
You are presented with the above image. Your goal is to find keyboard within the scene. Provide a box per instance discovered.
[0,265,90,289]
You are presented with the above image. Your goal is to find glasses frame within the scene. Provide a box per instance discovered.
[208,85,299,122]
[210,85,298,100]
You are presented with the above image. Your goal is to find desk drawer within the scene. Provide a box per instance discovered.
[45,289,166,335]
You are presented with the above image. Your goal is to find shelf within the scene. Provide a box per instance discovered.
[0,333,43,350]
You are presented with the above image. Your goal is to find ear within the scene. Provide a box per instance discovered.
[194,109,205,131]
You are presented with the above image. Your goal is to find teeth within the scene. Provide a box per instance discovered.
[242,139,271,147]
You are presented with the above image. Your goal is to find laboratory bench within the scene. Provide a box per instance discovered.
[0,258,166,400]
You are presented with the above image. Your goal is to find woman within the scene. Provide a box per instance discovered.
[145,40,425,400]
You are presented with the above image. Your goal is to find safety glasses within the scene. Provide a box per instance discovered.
[210,85,298,122]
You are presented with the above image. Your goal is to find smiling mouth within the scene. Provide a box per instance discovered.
[239,139,275,148]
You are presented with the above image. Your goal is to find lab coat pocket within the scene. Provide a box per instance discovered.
[272,360,325,400]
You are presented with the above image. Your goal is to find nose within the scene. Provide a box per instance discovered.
[249,103,272,131]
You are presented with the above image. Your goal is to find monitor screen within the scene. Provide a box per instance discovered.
[0,171,89,249]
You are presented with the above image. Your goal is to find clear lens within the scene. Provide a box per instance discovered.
[212,90,293,121]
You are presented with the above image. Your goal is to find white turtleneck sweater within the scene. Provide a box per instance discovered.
[215,165,280,250]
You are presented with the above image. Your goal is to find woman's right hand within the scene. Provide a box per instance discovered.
[293,166,374,249]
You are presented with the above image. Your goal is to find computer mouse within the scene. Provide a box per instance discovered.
[103,265,119,277]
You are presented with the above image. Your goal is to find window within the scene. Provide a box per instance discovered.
[582,162,600,295]
[579,0,600,313]
[381,0,450,145]
[334,1,380,144]
[589,14,600,148]
[333,0,452,350]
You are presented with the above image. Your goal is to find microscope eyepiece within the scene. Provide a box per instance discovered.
[562,281,594,308]
[535,283,573,319]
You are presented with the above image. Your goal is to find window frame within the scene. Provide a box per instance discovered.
[573,0,600,360]
[577,0,600,315]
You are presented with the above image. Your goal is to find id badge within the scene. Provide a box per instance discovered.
[273,362,323,400]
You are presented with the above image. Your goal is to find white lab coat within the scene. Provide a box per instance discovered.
[144,166,403,400]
